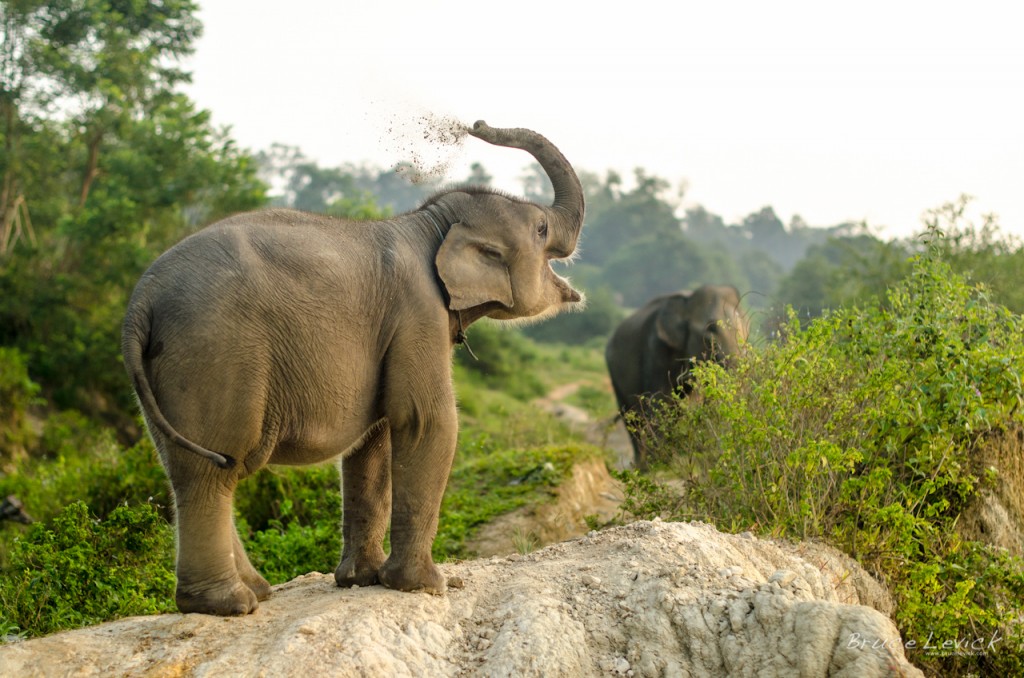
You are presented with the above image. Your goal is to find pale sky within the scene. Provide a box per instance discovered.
[184,1,1024,240]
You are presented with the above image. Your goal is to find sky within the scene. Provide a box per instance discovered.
[183,1,1024,241]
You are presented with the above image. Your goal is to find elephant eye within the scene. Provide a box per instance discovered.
[536,221,548,239]
[478,245,503,262]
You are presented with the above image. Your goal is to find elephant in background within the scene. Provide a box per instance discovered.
[122,121,585,615]
[605,284,748,468]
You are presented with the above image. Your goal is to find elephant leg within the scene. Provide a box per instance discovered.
[619,402,648,471]
[163,451,257,615]
[335,419,391,588]
[232,527,271,601]
[376,342,456,595]
[626,419,648,470]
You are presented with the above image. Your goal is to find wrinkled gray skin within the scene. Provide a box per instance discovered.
[122,121,585,615]
[605,285,747,469]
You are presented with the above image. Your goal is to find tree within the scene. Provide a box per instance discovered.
[254,150,435,215]
[579,169,682,266]
[921,196,1024,313]
[0,1,266,421]
[463,162,492,186]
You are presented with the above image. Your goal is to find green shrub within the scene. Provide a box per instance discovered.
[235,464,342,584]
[0,501,176,637]
[454,321,545,400]
[238,500,341,585]
[621,229,1024,675]
[0,347,40,461]
[0,421,172,534]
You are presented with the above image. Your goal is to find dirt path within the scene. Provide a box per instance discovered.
[464,381,635,558]
[532,381,634,470]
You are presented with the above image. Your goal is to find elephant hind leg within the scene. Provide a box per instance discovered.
[172,479,258,615]
[335,419,391,588]
[233,528,271,601]
[156,438,258,615]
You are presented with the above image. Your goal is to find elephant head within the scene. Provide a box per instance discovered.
[655,285,748,375]
[427,121,585,323]
[606,284,748,469]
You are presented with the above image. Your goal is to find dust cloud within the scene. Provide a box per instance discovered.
[379,112,470,184]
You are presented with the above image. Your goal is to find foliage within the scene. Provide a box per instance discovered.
[770,196,1024,326]
[621,228,1024,675]
[923,196,1024,314]
[454,321,545,400]
[436,442,602,559]
[0,1,266,420]
[255,144,435,215]
[234,464,342,584]
[0,415,172,536]
[522,283,626,345]
[771,233,911,322]
[0,501,176,637]
[0,347,39,460]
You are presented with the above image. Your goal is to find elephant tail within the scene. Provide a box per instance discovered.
[122,304,236,470]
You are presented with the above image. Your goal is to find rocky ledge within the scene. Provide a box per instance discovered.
[0,520,921,677]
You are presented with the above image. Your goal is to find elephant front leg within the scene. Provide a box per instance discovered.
[377,402,457,595]
[335,420,391,588]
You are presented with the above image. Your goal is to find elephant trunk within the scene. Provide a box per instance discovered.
[468,121,585,258]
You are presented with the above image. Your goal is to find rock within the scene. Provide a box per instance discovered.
[959,426,1024,556]
[0,521,923,677]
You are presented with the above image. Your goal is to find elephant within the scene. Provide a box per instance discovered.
[605,285,747,469]
[121,120,585,615]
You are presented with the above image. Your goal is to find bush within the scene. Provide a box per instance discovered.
[0,347,40,462]
[437,442,603,559]
[453,321,545,400]
[0,419,173,534]
[235,464,342,584]
[622,230,1024,675]
[0,501,176,637]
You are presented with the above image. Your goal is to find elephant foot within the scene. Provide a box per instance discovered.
[176,576,259,616]
[335,547,387,588]
[241,570,272,602]
[377,553,446,595]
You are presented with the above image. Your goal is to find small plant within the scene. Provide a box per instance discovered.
[511,527,540,555]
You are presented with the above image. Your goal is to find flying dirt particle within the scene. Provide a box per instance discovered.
[379,111,471,185]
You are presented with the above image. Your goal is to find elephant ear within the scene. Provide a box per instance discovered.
[655,294,691,350]
[436,222,514,311]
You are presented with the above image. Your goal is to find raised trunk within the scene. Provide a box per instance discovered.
[467,121,585,259]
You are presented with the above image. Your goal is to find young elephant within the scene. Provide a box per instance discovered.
[605,285,747,469]
[122,121,585,615]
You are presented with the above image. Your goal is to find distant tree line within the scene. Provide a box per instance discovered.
[254,150,1024,345]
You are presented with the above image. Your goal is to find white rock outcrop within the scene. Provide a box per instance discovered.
[0,520,922,677]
